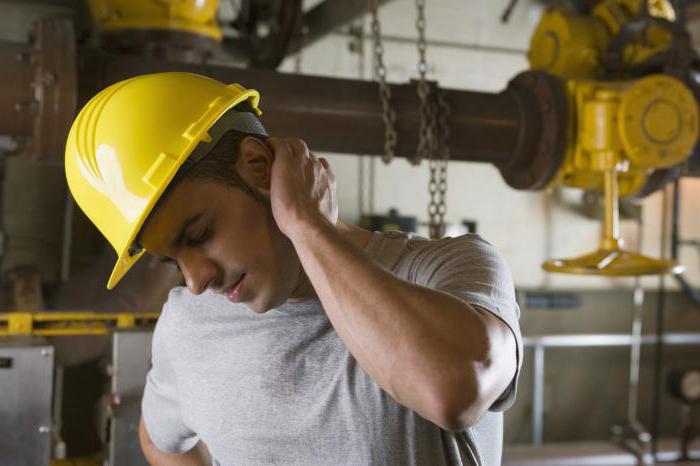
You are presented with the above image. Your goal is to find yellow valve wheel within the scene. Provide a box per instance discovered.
[543,167,684,276]
[543,245,684,276]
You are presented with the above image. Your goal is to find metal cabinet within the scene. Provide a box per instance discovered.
[0,337,53,466]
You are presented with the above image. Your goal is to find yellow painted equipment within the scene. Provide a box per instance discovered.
[64,72,261,289]
[529,0,676,79]
[88,0,222,41]
[543,75,697,275]
[530,0,698,275]
[555,74,698,196]
[0,312,158,336]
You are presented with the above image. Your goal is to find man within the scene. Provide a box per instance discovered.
[65,72,522,465]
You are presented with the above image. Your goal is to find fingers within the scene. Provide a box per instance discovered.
[268,137,333,179]
[265,137,297,165]
[318,157,335,184]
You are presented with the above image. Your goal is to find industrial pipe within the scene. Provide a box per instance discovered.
[77,50,568,190]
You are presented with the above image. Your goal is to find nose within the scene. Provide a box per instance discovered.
[177,249,217,295]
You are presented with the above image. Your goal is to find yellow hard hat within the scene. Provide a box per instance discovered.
[65,72,264,289]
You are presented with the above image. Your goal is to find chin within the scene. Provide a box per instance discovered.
[246,290,277,314]
[245,275,295,314]
[244,296,266,314]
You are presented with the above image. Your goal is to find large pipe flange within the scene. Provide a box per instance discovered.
[498,70,569,190]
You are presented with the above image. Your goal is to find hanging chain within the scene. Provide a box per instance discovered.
[414,0,449,238]
[369,0,397,164]
[367,0,449,238]
[428,89,450,239]
[414,0,433,167]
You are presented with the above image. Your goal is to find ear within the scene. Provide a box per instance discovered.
[235,136,273,192]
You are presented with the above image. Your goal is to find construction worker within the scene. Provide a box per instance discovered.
[65,72,522,466]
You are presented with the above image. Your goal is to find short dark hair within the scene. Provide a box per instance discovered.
[180,128,270,205]
[168,99,270,205]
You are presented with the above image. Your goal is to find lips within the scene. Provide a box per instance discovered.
[224,274,246,302]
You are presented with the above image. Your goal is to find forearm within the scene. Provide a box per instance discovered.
[288,220,499,429]
[139,417,211,466]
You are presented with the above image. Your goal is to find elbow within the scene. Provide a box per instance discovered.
[431,381,486,432]
[420,306,517,433]
[428,337,502,432]
[432,306,518,432]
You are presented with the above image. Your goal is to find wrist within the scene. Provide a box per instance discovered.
[285,213,332,245]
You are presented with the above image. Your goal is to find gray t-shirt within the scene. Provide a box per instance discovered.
[141,230,522,466]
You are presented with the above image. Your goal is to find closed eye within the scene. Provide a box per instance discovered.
[185,226,213,247]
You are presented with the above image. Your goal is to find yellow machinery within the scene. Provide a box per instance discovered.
[0,312,158,336]
[529,0,699,275]
[529,0,677,79]
[88,0,222,62]
[88,0,221,40]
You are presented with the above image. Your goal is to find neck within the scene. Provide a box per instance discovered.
[286,218,373,303]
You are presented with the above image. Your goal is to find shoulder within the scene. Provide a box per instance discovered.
[399,233,508,275]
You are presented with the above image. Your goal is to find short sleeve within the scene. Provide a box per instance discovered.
[406,234,523,412]
[141,299,200,454]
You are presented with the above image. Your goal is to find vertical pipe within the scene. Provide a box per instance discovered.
[669,178,700,307]
[60,190,74,283]
[650,184,669,458]
[627,216,645,425]
[671,179,680,261]
[627,280,644,423]
[532,344,545,446]
[603,168,620,245]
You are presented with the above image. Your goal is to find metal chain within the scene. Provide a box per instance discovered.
[414,0,449,238]
[429,89,450,239]
[414,0,432,167]
[369,0,397,164]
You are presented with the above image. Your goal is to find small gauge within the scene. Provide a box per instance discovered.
[668,368,700,404]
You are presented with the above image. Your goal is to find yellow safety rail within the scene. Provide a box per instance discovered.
[0,312,159,336]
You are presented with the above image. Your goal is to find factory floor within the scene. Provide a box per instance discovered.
[503,439,700,466]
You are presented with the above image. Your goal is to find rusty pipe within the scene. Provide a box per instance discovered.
[77,50,567,190]
[78,51,521,164]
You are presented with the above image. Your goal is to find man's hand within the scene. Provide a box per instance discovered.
[264,137,338,238]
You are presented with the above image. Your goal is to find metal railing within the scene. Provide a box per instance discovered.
[523,333,700,445]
